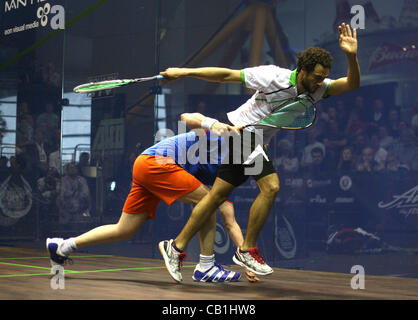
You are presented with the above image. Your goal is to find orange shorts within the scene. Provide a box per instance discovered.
[122,155,201,219]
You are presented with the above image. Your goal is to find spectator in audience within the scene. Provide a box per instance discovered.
[273,139,299,173]
[350,132,369,163]
[353,95,370,123]
[378,126,395,151]
[16,101,34,146]
[326,106,338,123]
[35,121,56,155]
[384,152,409,174]
[369,98,387,133]
[33,129,49,173]
[48,149,61,174]
[345,109,368,139]
[391,128,418,170]
[77,152,90,178]
[36,102,59,132]
[57,162,91,223]
[322,118,347,165]
[18,101,34,126]
[337,146,356,173]
[43,61,61,89]
[370,134,387,166]
[17,129,48,184]
[387,108,401,138]
[356,146,384,172]
[37,167,60,204]
[300,129,326,168]
[303,147,331,179]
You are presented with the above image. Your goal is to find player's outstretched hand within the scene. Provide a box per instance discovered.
[338,22,358,55]
[160,68,185,82]
[210,122,240,137]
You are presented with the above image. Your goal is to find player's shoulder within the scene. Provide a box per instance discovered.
[244,64,290,75]
[243,65,293,87]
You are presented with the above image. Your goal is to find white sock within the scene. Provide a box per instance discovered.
[199,254,215,270]
[60,238,77,256]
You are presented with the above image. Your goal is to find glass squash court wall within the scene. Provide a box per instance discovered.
[0,0,417,277]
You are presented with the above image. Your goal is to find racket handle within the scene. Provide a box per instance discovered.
[156,75,165,80]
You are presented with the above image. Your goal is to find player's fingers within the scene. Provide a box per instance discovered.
[353,27,357,39]
[214,125,230,137]
[211,128,223,137]
[159,71,174,82]
[228,125,241,136]
[346,23,352,37]
[341,22,347,36]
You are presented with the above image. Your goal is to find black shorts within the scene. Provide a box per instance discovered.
[217,130,276,187]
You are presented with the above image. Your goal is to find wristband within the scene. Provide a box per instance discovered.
[201,117,218,130]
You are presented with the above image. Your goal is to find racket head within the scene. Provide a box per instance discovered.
[73,75,164,93]
[73,79,135,93]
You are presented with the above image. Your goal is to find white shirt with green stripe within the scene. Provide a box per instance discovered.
[227,65,334,144]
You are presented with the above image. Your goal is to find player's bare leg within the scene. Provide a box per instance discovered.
[75,212,148,248]
[241,173,280,251]
[174,178,235,250]
[232,173,279,275]
[160,183,240,282]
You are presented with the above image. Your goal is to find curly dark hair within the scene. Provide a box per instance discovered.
[296,47,333,73]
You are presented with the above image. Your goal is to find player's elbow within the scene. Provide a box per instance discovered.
[351,78,360,90]
[221,69,241,83]
[180,113,189,123]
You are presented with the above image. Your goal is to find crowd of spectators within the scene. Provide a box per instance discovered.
[0,100,91,225]
[273,96,418,179]
[1,93,417,227]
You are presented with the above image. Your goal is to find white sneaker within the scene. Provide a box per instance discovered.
[158,239,186,283]
[232,247,273,275]
[46,238,72,267]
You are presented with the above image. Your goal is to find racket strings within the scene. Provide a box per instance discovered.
[259,97,316,129]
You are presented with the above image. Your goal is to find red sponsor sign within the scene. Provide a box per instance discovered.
[368,42,418,71]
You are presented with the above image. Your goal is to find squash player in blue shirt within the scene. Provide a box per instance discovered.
[47,113,253,283]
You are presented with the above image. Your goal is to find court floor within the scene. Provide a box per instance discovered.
[0,246,417,300]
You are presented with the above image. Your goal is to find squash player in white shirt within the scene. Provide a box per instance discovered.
[158,23,361,277]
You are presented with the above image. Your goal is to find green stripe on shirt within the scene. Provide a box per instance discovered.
[322,82,333,98]
[240,70,246,87]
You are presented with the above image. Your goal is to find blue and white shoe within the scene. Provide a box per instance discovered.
[192,262,241,282]
[46,238,72,267]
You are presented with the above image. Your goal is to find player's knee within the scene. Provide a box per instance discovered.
[115,225,136,241]
[210,192,229,206]
[261,181,280,197]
